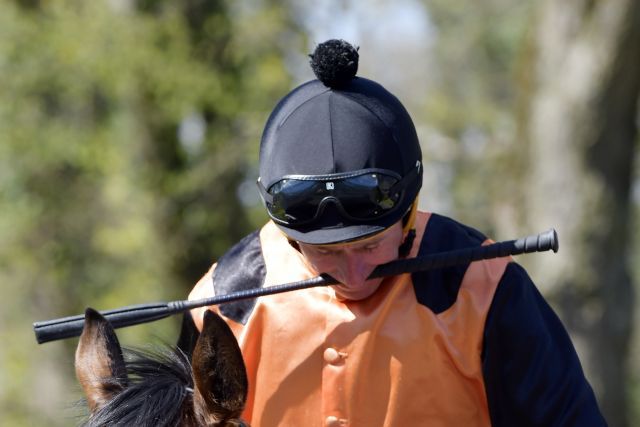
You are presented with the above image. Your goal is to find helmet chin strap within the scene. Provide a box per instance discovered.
[398,198,419,258]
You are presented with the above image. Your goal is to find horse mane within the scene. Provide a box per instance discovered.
[75,309,248,426]
[81,345,198,427]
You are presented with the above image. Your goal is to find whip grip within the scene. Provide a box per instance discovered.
[513,228,559,254]
[33,302,177,344]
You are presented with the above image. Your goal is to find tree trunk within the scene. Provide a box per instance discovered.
[524,1,640,425]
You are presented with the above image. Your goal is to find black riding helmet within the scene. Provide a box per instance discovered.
[258,40,422,245]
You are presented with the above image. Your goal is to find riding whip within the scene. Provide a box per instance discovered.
[33,229,558,344]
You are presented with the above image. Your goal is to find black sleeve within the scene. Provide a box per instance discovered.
[482,263,607,426]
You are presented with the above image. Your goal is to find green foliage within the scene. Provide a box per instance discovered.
[420,0,534,233]
[0,0,301,424]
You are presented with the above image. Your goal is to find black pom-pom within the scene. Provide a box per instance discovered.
[309,39,359,88]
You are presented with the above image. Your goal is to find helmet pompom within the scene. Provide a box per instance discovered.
[309,39,359,88]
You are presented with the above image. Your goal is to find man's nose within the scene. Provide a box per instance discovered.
[335,254,374,287]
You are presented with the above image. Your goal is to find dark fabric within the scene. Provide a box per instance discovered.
[212,230,266,325]
[411,213,487,313]
[483,263,607,426]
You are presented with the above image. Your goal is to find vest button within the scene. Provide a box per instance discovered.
[323,347,341,364]
[325,415,340,427]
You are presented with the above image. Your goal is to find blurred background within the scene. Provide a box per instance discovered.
[0,0,638,425]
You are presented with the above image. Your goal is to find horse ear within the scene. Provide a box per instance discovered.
[192,310,248,423]
[176,311,200,360]
[75,308,128,413]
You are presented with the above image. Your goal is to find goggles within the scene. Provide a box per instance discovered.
[257,161,421,226]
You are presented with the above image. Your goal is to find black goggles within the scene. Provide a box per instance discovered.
[257,162,420,226]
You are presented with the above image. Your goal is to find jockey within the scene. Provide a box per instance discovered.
[187,40,606,426]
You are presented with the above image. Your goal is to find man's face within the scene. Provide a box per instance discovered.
[297,222,404,301]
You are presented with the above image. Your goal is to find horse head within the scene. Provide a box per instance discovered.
[75,308,248,427]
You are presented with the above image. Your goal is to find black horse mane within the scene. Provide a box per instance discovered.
[81,345,197,427]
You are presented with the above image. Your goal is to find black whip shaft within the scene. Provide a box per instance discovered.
[33,229,558,344]
[371,228,558,278]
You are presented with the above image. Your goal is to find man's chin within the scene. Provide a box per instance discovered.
[332,279,384,302]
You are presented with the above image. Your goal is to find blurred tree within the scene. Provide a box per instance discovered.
[522,1,640,425]
[419,0,534,236]
[422,0,639,424]
[0,0,301,424]
[129,0,305,286]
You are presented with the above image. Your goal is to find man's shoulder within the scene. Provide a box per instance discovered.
[412,212,496,314]
[213,227,267,324]
[215,228,266,283]
[419,212,487,253]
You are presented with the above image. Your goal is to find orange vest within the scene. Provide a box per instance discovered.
[205,212,511,426]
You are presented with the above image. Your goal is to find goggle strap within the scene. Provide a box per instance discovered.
[256,178,273,204]
[389,161,421,195]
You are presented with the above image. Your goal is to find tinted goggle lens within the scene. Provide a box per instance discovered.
[263,172,402,225]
